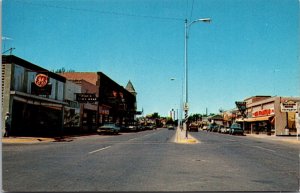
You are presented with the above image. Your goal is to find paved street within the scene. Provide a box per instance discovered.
[2,129,300,192]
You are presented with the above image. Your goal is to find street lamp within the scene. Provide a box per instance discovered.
[184,17,211,138]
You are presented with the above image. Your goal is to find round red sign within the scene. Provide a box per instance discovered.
[35,74,48,87]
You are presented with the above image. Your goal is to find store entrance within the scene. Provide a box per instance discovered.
[11,100,63,137]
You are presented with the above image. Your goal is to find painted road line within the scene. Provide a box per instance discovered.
[128,137,139,141]
[227,139,237,142]
[128,132,157,141]
[252,145,276,153]
[88,146,111,154]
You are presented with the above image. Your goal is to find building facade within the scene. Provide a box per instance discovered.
[68,79,99,131]
[2,55,67,136]
[2,56,138,136]
[237,96,300,136]
[60,72,138,128]
[63,80,81,132]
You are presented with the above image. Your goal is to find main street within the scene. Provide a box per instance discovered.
[2,128,299,192]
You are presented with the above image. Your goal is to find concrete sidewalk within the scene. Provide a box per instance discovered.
[246,134,300,145]
[174,127,199,144]
[2,136,56,144]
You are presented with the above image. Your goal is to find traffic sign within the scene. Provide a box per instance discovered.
[184,103,189,111]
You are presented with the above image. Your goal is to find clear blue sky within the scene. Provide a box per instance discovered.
[2,0,299,117]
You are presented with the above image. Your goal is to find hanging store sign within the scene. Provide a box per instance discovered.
[252,108,275,117]
[76,93,98,103]
[235,101,247,117]
[35,74,48,87]
[235,101,246,111]
[281,101,298,112]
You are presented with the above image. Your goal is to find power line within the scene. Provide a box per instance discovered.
[16,1,184,22]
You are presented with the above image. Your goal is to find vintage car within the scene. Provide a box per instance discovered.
[229,123,244,135]
[97,123,120,135]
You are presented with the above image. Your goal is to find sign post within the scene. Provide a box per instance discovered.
[280,100,298,137]
[296,103,300,141]
[235,101,247,131]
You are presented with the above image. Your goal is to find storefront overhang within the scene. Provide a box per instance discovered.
[11,91,68,108]
[237,116,274,122]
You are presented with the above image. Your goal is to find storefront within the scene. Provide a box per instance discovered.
[11,94,65,136]
[2,55,67,136]
[237,96,300,136]
[60,72,138,128]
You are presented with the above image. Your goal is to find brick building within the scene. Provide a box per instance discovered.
[60,72,138,128]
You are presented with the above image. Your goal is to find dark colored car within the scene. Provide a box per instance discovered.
[97,123,120,135]
[207,123,219,132]
[189,123,199,132]
[207,124,215,132]
[229,123,244,135]
[167,125,175,130]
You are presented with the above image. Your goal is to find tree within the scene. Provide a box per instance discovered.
[166,117,174,125]
[53,67,75,73]
[188,114,202,122]
[151,112,160,119]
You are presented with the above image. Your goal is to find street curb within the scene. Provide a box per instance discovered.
[246,134,300,144]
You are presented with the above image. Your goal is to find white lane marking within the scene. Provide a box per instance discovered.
[129,137,139,141]
[252,146,276,153]
[128,131,157,141]
[88,146,111,154]
[227,139,236,142]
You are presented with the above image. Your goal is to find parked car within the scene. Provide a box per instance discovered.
[229,123,244,135]
[201,125,208,131]
[167,125,175,130]
[97,123,120,135]
[212,125,219,132]
[220,126,230,134]
[216,125,224,133]
[189,123,199,132]
[207,124,215,132]
[145,124,156,130]
[128,125,138,132]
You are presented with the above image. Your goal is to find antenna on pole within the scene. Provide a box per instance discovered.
[2,47,15,55]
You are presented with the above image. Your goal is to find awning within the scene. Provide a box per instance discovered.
[244,116,274,122]
[236,118,244,122]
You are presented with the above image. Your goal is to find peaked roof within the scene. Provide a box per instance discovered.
[125,80,136,93]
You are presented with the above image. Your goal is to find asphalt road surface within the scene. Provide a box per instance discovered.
[2,129,299,191]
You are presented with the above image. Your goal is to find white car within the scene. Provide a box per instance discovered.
[221,126,230,134]
[201,125,208,131]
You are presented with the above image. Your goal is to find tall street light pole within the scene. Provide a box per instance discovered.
[184,18,211,138]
